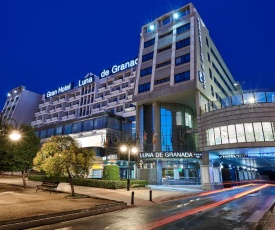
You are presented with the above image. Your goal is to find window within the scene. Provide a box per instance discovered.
[232,95,243,106]
[144,38,155,48]
[262,122,274,141]
[140,66,152,77]
[176,37,190,49]
[253,122,264,141]
[236,124,246,142]
[156,60,171,69]
[206,37,209,47]
[82,119,93,131]
[138,82,150,93]
[228,125,237,143]
[244,123,255,142]
[266,92,275,102]
[72,122,82,133]
[255,92,266,103]
[55,126,63,135]
[209,68,212,79]
[94,117,107,129]
[174,71,190,83]
[64,124,72,135]
[175,53,190,66]
[155,77,170,85]
[221,126,229,144]
[214,127,221,145]
[211,85,214,97]
[176,23,190,34]
[142,52,154,62]
[162,17,170,25]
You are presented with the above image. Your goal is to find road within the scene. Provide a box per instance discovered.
[30,184,275,230]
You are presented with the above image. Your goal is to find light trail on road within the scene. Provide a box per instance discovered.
[144,184,269,230]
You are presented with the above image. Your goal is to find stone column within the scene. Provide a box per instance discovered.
[200,152,214,190]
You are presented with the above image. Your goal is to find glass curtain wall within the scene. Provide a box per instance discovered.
[160,103,196,152]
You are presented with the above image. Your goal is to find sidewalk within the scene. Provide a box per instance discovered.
[0,175,203,206]
[0,175,204,229]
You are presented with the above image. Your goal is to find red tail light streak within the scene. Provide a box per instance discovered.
[145,184,269,230]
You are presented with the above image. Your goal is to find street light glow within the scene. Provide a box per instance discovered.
[9,130,21,141]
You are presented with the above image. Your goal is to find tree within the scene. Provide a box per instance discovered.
[0,124,40,188]
[33,135,94,196]
[102,164,120,181]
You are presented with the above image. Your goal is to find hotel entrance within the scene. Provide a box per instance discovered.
[161,160,201,185]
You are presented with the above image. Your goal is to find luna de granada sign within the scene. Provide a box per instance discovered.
[139,152,202,159]
[100,57,138,78]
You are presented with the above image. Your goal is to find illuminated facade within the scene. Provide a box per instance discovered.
[2,3,275,188]
[133,3,241,188]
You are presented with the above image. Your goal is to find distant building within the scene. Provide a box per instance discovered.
[1,85,42,126]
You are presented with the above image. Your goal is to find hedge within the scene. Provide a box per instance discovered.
[28,174,148,189]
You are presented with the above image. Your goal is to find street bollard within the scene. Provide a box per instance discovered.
[149,190,152,201]
[131,191,134,205]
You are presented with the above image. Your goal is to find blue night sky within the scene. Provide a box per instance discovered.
[1,0,275,108]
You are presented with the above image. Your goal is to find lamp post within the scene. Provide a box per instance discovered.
[120,145,138,191]
[0,113,21,141]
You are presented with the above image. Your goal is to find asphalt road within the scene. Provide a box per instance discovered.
[29,184,275,230]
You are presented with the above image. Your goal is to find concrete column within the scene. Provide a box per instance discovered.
[185,169,189,179]
[152,101,160,152]
[200,152,214,190]
[156,160,163,185]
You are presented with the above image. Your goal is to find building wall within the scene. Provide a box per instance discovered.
[2,86,42,126]
[199,102,275,152]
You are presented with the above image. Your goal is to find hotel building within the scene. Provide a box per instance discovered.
[2,3,275,188]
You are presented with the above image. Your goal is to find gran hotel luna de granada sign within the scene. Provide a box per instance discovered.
[139,152,202,159]
[100,57,138,78]
[45,75,94,98]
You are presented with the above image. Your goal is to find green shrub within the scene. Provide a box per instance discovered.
[28,174,148,189]
[102,164,120,181]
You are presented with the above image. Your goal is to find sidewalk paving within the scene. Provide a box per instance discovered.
[0,175,203,229]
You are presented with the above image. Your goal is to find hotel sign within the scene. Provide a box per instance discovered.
[197,18,206,89]
[45,82,74,98]
[78,75,94,87]
[100,58,138,78]
[139,152,202,159]
[220,153,275,158]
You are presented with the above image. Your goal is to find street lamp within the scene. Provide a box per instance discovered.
[0,113,21,141]
[120,145,138,191]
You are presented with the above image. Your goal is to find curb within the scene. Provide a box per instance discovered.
[0,201,128,230]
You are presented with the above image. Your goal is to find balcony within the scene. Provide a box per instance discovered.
[113,79,122,85]
[55,107,62,112]
[108,101,117,107]
[94,97,103,102]
[125,107,136,112]
[35,112,40,116]
[69,96,75,101]
[53,100,59,105]
[61,115,68,121]
[75,95,81,99]
[98,87,106,92]
[52,117,59,121]
[68,114,76,119]
[72,104,79,108]
[111,90,120,95]
[64,106,71,111]
[121,87,127,92]
[130,82,135,87]
[127,95,133,100]
[40,109,47,114]
[59,98,66,102]
[49,109,55,113]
